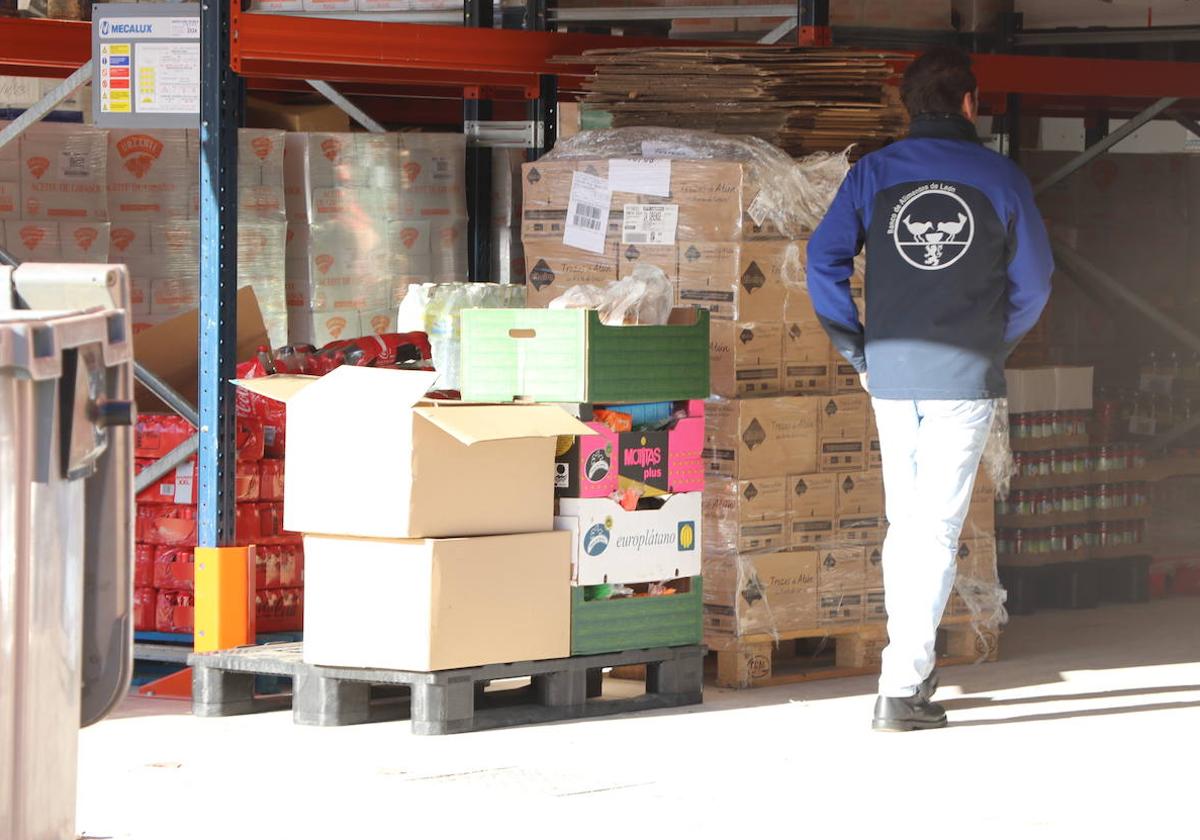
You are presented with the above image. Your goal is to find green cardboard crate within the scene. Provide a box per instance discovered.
[570,577,703,656]
[459,307,710,404]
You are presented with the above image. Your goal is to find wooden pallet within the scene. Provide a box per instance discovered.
[706,616,999,690]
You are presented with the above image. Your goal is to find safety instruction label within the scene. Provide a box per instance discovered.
[136,41,200,114]
[99,43,133,113]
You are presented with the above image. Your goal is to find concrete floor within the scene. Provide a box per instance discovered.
[78,598,1200,839]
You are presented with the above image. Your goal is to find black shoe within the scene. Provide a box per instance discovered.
[918,668,939,703]
[872,694,948,732]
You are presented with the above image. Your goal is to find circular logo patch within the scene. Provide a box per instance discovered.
[893,186,974,271]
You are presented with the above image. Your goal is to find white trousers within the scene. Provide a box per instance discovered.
[871,397,996,698]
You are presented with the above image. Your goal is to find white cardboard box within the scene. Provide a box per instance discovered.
[1006,366,1094,413]
[302,531,572,671]
[4,219,61,262]
[60,221,111,262]
[286,306,363,345]
[235,366,593,539]
[106,129,194,219]
[555,492,703,586]
[19,123,108,221]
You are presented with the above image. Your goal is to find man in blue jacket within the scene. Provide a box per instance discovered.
[808,46,1053,731]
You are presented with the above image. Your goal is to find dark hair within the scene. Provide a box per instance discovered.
[900,47,977,118]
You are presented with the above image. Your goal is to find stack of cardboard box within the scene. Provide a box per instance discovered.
[283,132,468,346]
[237,368,585,672]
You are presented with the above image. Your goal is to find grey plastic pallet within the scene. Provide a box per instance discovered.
[188,642,704,735]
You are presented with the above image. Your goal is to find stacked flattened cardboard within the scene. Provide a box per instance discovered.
[562,47,908,159]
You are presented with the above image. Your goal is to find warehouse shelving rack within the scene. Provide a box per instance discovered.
[5,5,1200,656]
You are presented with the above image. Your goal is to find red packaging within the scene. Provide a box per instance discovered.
[153,547,195,591]
[236,359,288,458]
[259,459,285,501]
[134,544,156,588]
[133,587,157,631]
[155,590,195,633]
[237,416,266,462]
[135,414,194,459]
[135,459,261,504]
[255,543,282,590]
[256,587,304,633]
[236,503,262,543]
[1171,564,1200,596]
[279,544,302,588]
[139,504,198,546]
[256,502,286,540]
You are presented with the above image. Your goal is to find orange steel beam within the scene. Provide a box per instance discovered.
[0,18,90,76]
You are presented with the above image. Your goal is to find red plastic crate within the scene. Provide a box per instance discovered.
[255,587,303,633]
[153,547,194,591]
[155,589,195,633]
[135,413,266,461]
[135,544,156,588]
[133,587,157,631]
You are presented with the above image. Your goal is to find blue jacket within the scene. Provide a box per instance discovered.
[806,114,1054,400]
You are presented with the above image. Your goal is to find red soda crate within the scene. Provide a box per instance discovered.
[135,414,194,459]
[259,459,285,501]
[256,587,303,633]
[135,544,156,588]
[255,544,282,590]
[133,587,157,631]
[155,590,195,633]
[153,547,194,591]
[279,544,302,588]
[236,503,262,542]
[135,459,261,504]
[237,416,267,462]
[139,504,198,546]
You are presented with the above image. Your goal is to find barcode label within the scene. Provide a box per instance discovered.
[563,171,611,255]
[572,202,603,231]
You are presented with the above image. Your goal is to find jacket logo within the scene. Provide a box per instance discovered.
[890,184,974,271]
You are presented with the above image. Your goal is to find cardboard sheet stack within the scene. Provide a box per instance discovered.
[283,132,468,346]
[0,122,290,346]
[516,128,1001,681]
[562,47,908,159]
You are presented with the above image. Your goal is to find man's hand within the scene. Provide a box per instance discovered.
[859,371,869,393]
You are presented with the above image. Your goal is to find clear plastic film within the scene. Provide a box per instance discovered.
[520,128,850,315]
[395,281,526,391]
[283,132,469,345]
[531,126,851,240]
[701,392,1006,661]
[548,262,674,325]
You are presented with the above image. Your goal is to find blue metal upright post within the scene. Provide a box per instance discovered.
[198,0,241,547]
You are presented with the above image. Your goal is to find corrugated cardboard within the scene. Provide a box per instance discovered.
[133,285,269,412]
[865,544,884,587]
[818,394,868,473]
[1005,366,1094,413]
[703,475,788,554]
[677,240,796,322]
[555,492,702,585]
[818,547,866,592]
[704,396,819,479]
[836,470,884,517]
[787,472,837,516]
[235,367,594,540]
[246,97,352,133]
[708,550,819,638]
[523,241,618,307]
[817,590,864,625]
[302,531,571,671]
[709,320,783,399]
[620,242,678,284]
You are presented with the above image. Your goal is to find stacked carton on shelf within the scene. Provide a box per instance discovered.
[283,132,468,345]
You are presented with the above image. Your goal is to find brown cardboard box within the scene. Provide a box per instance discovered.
[957,535,998,583]
[677,240,797,322]
[235,369,593,540]
[246,96,351,133]
[781,316,828,361]
[818,394,868,473]
[785,472,837,547]
[836,470,885,516]
[704,396,819,480]
[703,475,788,554]
[523,242,618,307]
[963,491,997,537]
[786,472,838,518]
[863,588,887,623]
[832,355,866,395]
[704,550,820,639]
[865,544,884,586]
[818,547,866,592]
[783,360,834,396]
[709,320,783,399]
[620,242,677,283]
[818,590,865,625]
[302,531,571,671]
[786,513,835,549]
